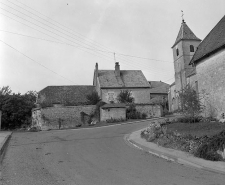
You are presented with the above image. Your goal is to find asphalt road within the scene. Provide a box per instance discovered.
[1,121,225,185]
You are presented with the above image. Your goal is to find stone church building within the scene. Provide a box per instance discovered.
[168,19,201,112]
[169,15,225,118]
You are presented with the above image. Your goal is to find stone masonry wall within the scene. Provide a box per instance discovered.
[100,108,126,121]
[135,104,162,118]
[32,105,96,130]
[196,49,225,118]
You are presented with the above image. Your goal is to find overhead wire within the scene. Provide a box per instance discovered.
[0,38,175,93]
[0,39,76,84]
[3,0,173,65]
[0,27,173,78]
[0,0,174,78]
[0,12,115,63]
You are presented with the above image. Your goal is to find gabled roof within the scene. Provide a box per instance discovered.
[149,81,170,94]
[172,20,201,48]
[190,15,225,64]
[37,85,95,106]
[98,70,150,88]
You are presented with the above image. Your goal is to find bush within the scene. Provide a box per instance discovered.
[194,130,225,161]
[177,116,201,123]
[86,91,101,105]
[126,104,143,119]
[106,118,126,123]
[117,90,134,103]
[141,113,147,119]
[178,85,204,122]
[0,89,36,129]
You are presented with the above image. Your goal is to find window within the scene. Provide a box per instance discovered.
[190,45,194,52]
[107,92,115,102]
[176,48,179,56]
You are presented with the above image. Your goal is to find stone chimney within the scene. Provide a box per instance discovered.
[94,63,98,85]
[115,62,120,77]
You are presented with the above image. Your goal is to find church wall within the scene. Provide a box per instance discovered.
[196,48,225,118]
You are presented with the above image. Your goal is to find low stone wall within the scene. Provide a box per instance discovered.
[100,107,126,121]
[32,105,96,130]
[135,104,162,118]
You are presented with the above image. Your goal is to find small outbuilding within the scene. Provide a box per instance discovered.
[100,103,126,122]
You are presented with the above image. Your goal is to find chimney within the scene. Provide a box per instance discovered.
[94,63,98,85]
[115,62,120,77]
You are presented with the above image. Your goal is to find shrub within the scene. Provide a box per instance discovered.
[126,104,143,119]
[106,118,126,123]
[0,89,37,129]
[117,90,134,103]
[177,116,201,123]
[86,91,101,105]
[194,130,225,161]
[178,85,204,123]
[141,113,147,119]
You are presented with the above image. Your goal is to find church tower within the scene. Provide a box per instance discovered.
[172,19,201,92]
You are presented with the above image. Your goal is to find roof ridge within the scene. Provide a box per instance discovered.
[190,15,225,64]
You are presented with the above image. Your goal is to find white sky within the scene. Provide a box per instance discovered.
[0,0,224,93]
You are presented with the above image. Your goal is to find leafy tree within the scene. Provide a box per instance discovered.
[178,85,204,123]
[117,90,134,104]
[0,87,37,129]
[86,91,101,105]
[0,86,12,95]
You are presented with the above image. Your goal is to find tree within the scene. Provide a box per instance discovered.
[0,86,12,95]
[0,87,37,129]
[178,85,204,123]
[86,91,101,105]
[117,90,134,104]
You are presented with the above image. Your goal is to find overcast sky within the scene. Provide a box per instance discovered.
[0,0,224,94]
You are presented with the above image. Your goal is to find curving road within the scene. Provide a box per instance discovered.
[1,121,225,185]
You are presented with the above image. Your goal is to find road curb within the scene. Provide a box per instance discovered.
[126,129,225,175]
[0,133,12,163]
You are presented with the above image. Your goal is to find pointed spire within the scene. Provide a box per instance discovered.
[172,20,201,48]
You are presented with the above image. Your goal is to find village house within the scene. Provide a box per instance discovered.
[93,62,162,119]
[149,81,169,111]
[189,15,225,118]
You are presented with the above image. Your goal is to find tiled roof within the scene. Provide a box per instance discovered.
[172,20,201,48]
[98,70,150,88]
[149,81,170,94]
[37,85,95,106]
[101,103,126,109]
[190,15,225,64]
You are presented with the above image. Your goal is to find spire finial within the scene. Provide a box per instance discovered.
[181,10,185,23]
